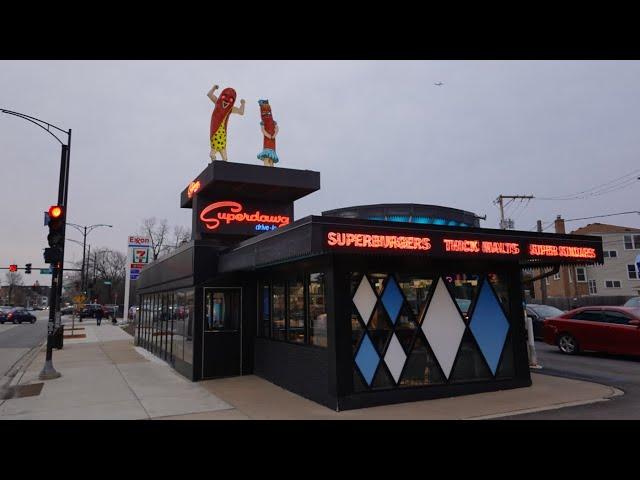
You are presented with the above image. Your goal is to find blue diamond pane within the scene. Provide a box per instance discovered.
[469,279,510,375]
[381,277,404,324]
[355,333,380,386]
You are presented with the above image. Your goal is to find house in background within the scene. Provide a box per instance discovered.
[533,219,640,302]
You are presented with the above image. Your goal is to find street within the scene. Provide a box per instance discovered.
[0,310,49,377]
[503,341,640,419]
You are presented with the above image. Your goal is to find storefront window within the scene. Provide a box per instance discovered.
[445,273,480,321]
[259,283,270,338]
[204,289,240,331]
[287,280,305,344]
[308,273,327,347]
[272,283,286,341]
[183,289,194,366]
[487,273,511,316]
[397,277,434,319]
[172,291,185,361]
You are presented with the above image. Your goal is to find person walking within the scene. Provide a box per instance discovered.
[95,307,103,326]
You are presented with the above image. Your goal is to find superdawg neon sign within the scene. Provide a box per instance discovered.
[199,201,291,231]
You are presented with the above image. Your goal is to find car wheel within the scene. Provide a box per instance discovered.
[31,319,36,324]
[558,333,579,355]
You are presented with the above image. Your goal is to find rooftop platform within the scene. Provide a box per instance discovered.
[180,161,320,208]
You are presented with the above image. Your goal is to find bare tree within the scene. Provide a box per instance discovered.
[4,271,23,305]
[160,225,192,256]
[140,217,169,260]
[89,248,127,305]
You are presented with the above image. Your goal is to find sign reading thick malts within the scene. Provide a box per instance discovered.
[198,200,292,236]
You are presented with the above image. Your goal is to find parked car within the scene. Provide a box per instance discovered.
[0,307,36,324]
[60,305,75,315]
[79,304,106,319]
[543,306,640,356]
[624,297,640,308]
[526,304,565,340]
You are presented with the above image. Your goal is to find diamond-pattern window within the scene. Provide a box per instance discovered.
[420,277,466,379]
[469,279,510,375]
[351,271,513,391]
[355,333,380,386]
[381,276,404,325]
[353,275,377,325]
[384,333,407,384]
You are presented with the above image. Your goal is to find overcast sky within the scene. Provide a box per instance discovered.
[1,60,639,286]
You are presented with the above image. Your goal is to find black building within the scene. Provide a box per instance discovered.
[136,161,603,411]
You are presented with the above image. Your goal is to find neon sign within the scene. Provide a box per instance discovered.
[187,181,201,199]
[443,239,520,255]
[200,201,291,231]
[529,244,597,259]
[327,232,432,250]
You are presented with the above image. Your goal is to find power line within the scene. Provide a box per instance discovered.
[536,168,640,201]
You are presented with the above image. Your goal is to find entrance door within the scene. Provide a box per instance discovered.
[202,288,242,378]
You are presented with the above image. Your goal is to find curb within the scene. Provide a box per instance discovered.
[469,384,624,420]
[7,339,46,387]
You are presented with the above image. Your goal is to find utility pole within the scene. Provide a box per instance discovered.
[536,220,548,303]
[494,194,534,229]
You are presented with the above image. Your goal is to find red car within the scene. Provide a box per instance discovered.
[543,306,640,356]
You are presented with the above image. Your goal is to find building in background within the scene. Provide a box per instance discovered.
[533,220,640,304]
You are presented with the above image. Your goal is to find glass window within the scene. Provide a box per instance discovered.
[572,310,603,322]
[397,276,434,319]
[272,283,286,341]
[288,280,305,344]
[588,279,597,294]
[605,280,621,288]
[575,267,587,283]
[603,310,631,325]
[183,289,194,366]
[624,235,640,250]
[259,282,270,338]
[204,289,240,331]
[604,250,618,258]
[172,291,185,361]
[628,265,638,280]
[152,294,159,354]
[553,272,560,280]
[308,273,327,347]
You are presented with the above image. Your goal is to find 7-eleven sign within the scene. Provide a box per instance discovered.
[132,247,149,264]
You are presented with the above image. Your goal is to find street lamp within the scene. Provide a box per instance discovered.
[1,108,71,380]
[66,223,112,294]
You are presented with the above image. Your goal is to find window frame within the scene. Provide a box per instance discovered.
[628,264,638,280]
[553,272,560,281]
[588,279,597,294]
[604,279,622,289]
[575,267,587,283]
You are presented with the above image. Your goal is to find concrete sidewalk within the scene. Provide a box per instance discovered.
[0,320,623,420]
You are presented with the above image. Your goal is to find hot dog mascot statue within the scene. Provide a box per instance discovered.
[207,84,245,162]
[257,99,279,167]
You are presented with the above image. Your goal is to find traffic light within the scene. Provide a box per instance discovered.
[25,263,32,274]
[9,264,17,272]
[44,205,65,264]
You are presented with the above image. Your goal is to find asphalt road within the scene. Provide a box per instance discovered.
[503,341,640,419]
[0,310,49,377]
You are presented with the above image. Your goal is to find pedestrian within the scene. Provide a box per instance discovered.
[112,307,117,325]
[95,307,103,326]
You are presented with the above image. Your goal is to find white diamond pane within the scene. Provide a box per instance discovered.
[421,278,466,379]
[384,333,407,384]
[353,276,377,325]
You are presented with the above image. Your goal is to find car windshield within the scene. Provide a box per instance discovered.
[623,297,640,308]
[528,304,564,318]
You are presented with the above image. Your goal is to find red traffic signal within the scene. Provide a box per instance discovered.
[48,205,63,219]
[9,264,18,272]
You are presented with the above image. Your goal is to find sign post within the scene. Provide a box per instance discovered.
[123,236,150,328]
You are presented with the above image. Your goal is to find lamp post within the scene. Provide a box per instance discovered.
[66,223,112,294]
[1,108,71,380]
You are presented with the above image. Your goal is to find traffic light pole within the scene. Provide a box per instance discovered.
[0,109,71,380]
[41,140,70,380]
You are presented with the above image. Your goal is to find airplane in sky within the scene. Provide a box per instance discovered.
[434,81,444,86]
